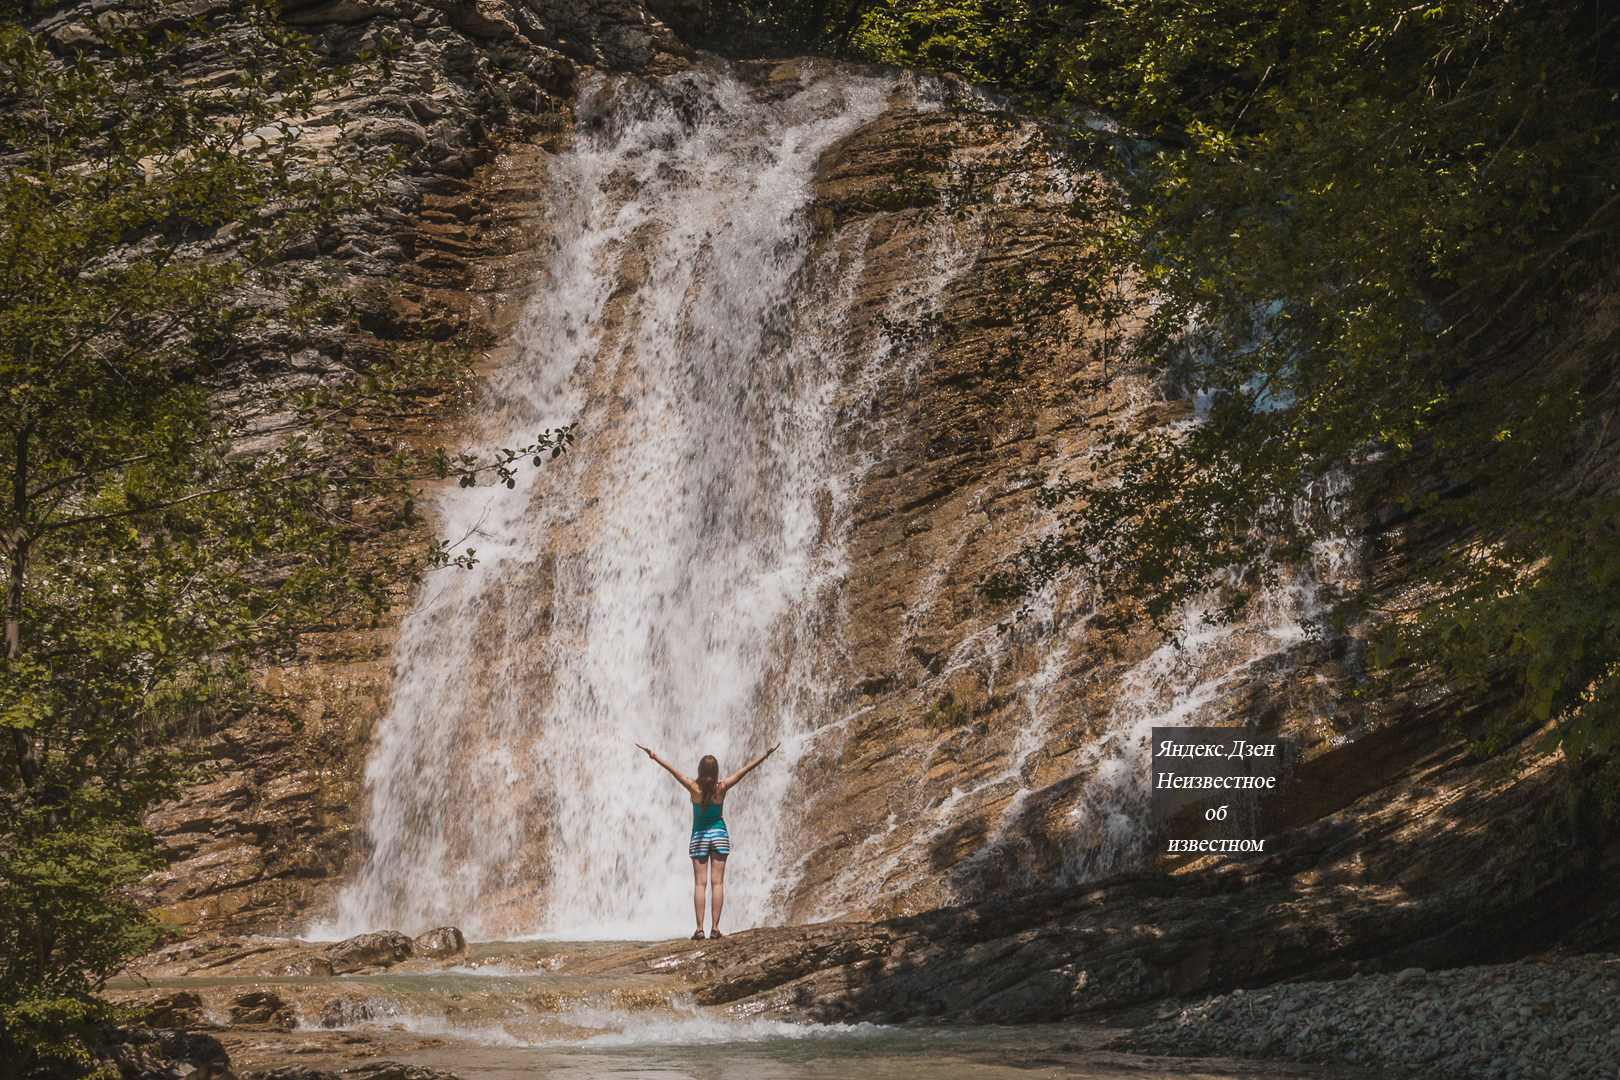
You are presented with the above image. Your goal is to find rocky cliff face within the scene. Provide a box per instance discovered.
[769,79,1360,923]
[116,0,1620,978]
[101,0,694,932]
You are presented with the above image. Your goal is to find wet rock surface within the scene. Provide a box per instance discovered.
[230,990,297,1029]
[138,991,210,1030]
[97,1025,234,1080]
[241,1066,463,1080]
[411,927,467,958]
[1123,954,1620,1080]
[328,931,416,973]
[240,1065,464,1080]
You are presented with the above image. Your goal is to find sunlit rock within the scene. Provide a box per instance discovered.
[326,930,414,973]
[412,926,468,958]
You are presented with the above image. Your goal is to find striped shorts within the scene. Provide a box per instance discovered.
[689,823,730,860]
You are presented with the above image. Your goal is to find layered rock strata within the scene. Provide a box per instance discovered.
[34,0,695,932]
[93,1,1620,999]
[763,72,1359,922]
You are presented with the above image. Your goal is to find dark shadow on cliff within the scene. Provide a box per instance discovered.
[674,699,1620,1024]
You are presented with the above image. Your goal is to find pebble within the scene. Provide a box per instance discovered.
[1122,953,1620,1079]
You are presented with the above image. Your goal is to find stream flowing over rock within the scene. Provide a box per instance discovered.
[98,0,1372,952]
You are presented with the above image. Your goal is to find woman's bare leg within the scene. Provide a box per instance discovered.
[709,854,726,932]
[691,857,708,932]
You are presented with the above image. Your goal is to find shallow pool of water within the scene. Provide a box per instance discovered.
[221,1015,1353,1080]
[124,937,1358,1078]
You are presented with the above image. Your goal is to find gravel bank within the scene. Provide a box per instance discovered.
[1120,953,1620,1079]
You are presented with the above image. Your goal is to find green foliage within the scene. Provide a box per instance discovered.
[1028,1,1620,761]
[847,0,1008,80]
[0,3,564,1073]
[1,811,163,999]
[0,2,381,1069]
[745,0,1620,762]
[0,993,117,1080]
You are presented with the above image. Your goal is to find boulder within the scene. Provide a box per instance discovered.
[411,926,467,959]
[325,930,413,973]
[230,989,294,1028]
[346,1063,465,1080]
[138,991,206,1030]
[97,1025,233,1080]
[315,995,381,1029]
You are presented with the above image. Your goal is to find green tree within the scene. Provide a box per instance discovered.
[0,3,565,1073]
[0,3,376,1071]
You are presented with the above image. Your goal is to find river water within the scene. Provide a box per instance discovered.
[327,1021,1333,1080]
[217,1012,1341,1080]
[110,937,1358,1079]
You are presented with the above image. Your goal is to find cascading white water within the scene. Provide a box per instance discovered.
[316,60,1359,944]
[320,65,942,941]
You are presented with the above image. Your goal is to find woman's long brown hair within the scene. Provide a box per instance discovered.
[697,755,720,808]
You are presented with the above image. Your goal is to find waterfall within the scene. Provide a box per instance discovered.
[315,61,1356,943]
[320,66,935,941]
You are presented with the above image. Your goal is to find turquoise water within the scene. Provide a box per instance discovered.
[117,940,1355,1078]
[238,1013,1351,1079]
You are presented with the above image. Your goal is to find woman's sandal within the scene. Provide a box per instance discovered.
[709,928,724,939]
[691,929,705,940]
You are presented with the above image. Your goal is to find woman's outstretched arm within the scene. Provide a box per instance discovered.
[721,741,781,789]
[635,743,700,797]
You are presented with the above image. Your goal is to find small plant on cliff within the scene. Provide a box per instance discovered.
[0,3,569,1074]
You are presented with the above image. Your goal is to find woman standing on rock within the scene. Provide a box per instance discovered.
[634,741,780,940]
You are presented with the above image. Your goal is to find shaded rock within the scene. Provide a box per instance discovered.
[1123,954,1620,1078]
[326,930,413,973]
[1074,958,1167,1010]
[961,967,1076,1023]
[97,1025,232,1080]
[345,1063,464,1080]
[137,990,206,1030]
[359,116,430,150]
[412,926,467,958]
[230,989,295,1028]
[287,0,382,23]
[243,1069,341,1080]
